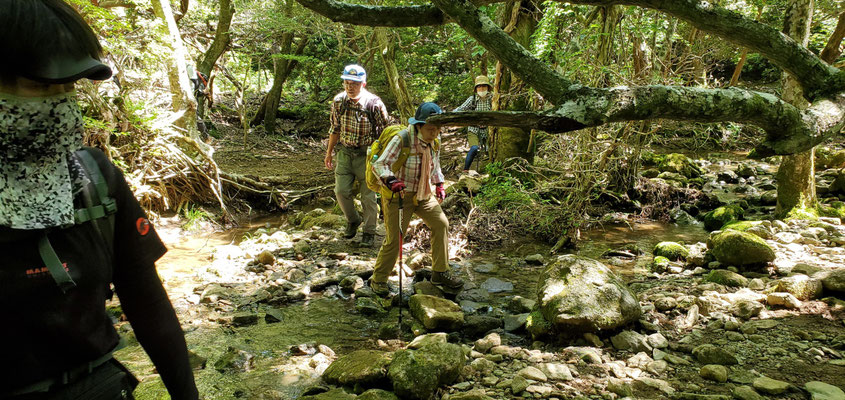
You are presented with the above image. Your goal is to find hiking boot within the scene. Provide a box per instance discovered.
[360,232,375,247]
[344,220,362,239]
[430,270,464,293]
[369,279,390,297]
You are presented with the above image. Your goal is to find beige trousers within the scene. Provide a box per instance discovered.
[372,193,449,283]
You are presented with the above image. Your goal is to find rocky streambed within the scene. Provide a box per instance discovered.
[116,147,845,400]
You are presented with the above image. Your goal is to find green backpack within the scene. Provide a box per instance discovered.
[365,125,440,197]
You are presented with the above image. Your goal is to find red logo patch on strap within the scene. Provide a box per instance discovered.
[136,218,151,236]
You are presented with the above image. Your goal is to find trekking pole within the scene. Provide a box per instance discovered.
[397,192,404,336]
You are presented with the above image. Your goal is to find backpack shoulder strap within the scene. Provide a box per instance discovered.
[391,129,412,173]
[74,148,117,254]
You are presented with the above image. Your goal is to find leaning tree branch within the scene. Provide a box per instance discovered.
[429,87,845,156]
[295,0,448,26]
[561,0,844,101]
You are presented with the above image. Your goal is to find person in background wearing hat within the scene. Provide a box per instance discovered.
[369,103,464,296]
[324,64,389,248]
[0,1,198,398]
[453,75,494,174]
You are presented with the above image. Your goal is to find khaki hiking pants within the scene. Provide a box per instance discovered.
[372,193,449,283]
[335,146,378,235]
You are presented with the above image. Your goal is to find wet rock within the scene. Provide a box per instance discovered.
[651,256,671,273]
[256,250,275,265]
[339,275,364,293]
[633,376,675,396]
[703,205,744,231]
[408,333,447,350]
[518,366,547,381]
[388,342,464,400]
[480,277,513,293]
[821,269,845,293]
[627,352,653,368]
[767,292,802,309]
[611,330,652,353]
[356,297,387,315]
[322,350,392,386]
[446,389,494,400]
[658,153,702,178]
[704,269,748,287]
[654,241,689,261]
[300,388,357,400]
[732,385,764,400]
[776,275,824,300]
[647,333,669,349]
[462,315,502,338]
[507,295,536,313]
[699,365,727,382]
[414,280,445,297]
[231,312,259,327]
[525,310,552,339]
[409,295,464,331]
[736,163,756,178]
[525,254,544,265]
[607,378,634,397]
[654,296,678,311]
[752,376,790,395]
[200,284,234,304]
[805,381,845,400]
[671,208,700,225]
[540,363,573,381]
[692,344,738,365]
[732,300,764,319]
[567,346,602,364]
[503,313,529,332]
[264,308,284,323]
[358,389,399,400]
[537,255,641,333]
[214,347,254,373]
[294,240,312,254]
[708,230,775,266]
[474,333,501,353]
[647,359,669,375]
[511,374,530,394]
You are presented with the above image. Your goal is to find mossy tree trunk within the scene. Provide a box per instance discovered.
[597,5,620,85]
[375,28,415,123]
[197,0,235,121]
[776,0,816,218]
[490,0,537,164]
[251,35,308,133]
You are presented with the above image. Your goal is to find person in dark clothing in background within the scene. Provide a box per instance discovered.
[0,1,199,399]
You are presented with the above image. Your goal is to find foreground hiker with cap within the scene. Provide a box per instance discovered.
[368,103,464,296]
[324,64,389,247]
[0,1,198,398]
[453,75,494,173]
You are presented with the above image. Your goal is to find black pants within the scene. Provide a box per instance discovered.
[9,359,138,400]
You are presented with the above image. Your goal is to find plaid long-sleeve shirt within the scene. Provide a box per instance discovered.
[372,126,444,193]
[453,94,492,137]
[329,89,389,148]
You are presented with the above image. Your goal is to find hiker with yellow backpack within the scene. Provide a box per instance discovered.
[365,103,464,296]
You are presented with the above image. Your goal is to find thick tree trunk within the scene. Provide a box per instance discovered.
[776,0,816,217]
[597,5,619,85]
[375,28,415,122]
[197,0,235,120]
[151,0,201,144]
[820,12,845,64]
[250,34,308,131]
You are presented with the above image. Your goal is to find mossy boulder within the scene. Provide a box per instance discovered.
[708,230,775,266]
[537,255,641,333]
[388,342,465,400]
[300,212,346,230]
[409,295,464,331]
[721,220,763,232]
[525,310,552,339]
[704,269,749,287]
[819,201,845,220]
[358,389,400,400]
[702,204,745,231]
[653,242,689,261]
[658,153,702,178]
[776,275,823,300]
[322,350,393,386]
[650,256,671,273]
[300,388,357,400]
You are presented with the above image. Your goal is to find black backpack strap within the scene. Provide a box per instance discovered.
[38,232,77,293]
[74,149,117,254]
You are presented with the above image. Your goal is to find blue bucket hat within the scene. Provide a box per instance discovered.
[341,64,366,82]
[408,102,442,125]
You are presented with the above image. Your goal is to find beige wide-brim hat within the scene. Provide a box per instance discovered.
[474,75,492,89]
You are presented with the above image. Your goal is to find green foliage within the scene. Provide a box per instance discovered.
[180,204,210,231]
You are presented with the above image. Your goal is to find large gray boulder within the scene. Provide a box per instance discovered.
[821,269,845,293]
[322,350,392,386]
[409,294,464,331]
[388,342,465,400]
[537,255,642,332]
[708,230,776,266]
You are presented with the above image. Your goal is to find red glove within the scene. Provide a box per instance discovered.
[384,176,406,193]
[436,183,446,202]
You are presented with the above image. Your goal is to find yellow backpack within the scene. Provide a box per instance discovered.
[365,125,440,197]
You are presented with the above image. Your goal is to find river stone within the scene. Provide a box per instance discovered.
[767,292,802,308]
[658,153,702,178]
[356,297,387,315]
[537,255,641,332]
[408,333,448,349]
[256,250,275,265]
[607,378,634,397]
[699,365,728,382]
[504,313,529,332]
[732,386,764,400]
[358,389,400,400]
[231,312,260,327]
[692,344,738,365]
[647,333,669,349]
[339,275,364,293]
[462,315,502,338]
[776,275,823,300]
[704,269,748,287]
[447,389,495,400]
[525,254,545,265]
[752,377,790,395]
[654,296,678,311]
[821,269,845,293]
[651,256,671,273]
[511,375,530,394]
[518,366,548,381]
[540,363,573,381]
[409,294,464,331]
[213,347,254,373]
[300,388,357,400]
[703,205,744,231]
[480,277,514,293]
[611,330,652,353]
[294,240,312,254]
[525,310,552,339]
[388,342,464,400]
[708,230,775,266]
[732,299,764,319]
[805,381,845,400]
[322,350,392,386]
[507,295,536,313]
[654,241,689,261]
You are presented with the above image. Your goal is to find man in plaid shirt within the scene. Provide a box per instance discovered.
[324,64,388,247]
[453,75,493,173]
[369,103,463,296]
